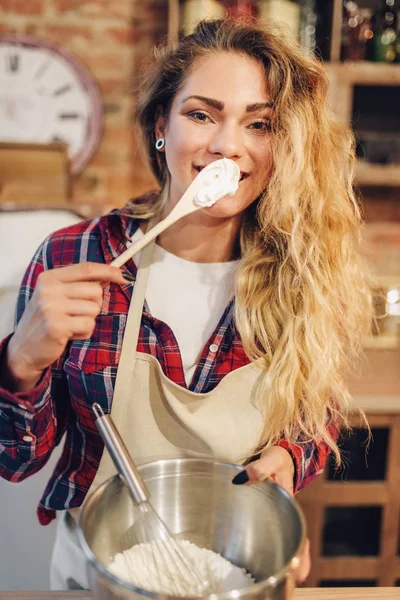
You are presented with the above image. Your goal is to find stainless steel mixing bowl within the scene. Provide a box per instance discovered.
[78,458,305,600]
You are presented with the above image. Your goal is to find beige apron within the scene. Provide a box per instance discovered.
[50,227,264,590]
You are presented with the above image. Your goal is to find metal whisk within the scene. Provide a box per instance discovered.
[92,403,213,596]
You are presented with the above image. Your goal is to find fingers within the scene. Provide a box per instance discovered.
[67,316,97,338]
[245,448,284,482]
[232,447,294,496]
[65,283,104,310]
[33,283,103,320]
[295,538,311,584]
[40,262,127,285]
[7,263,128,381]
[37,315,98,342]
[64,300,102,318]
[34,264,129,316]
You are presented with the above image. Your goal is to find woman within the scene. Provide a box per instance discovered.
[0,19,372,590]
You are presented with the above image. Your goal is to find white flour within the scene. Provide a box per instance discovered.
[108,538,255,595]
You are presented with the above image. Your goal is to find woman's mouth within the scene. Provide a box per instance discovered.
[193,165,249,182]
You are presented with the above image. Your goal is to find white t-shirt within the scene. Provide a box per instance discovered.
[130,228,238,385]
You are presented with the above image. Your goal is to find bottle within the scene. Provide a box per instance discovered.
[341,1,362,61]
[183,0,226,34]
[358,9,374,60]
[258,0,301,38]
[342,2,373,61]
[366,0,398,62]
[226,0,257,19]
[299,0,318,56]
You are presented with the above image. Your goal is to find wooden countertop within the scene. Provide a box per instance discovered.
[1,589,400,599]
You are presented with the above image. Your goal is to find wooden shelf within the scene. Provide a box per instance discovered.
[351,395,400,414]
[363,335,399,350]
[298,414,400,587]
[355,163,400,187]
[324,62,400,85]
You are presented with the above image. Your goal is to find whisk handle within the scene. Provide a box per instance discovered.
[92,403,149,504]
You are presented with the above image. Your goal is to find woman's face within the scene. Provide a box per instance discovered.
[156,52,274,220]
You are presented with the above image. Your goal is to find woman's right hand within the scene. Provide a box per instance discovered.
[5,263,128,392]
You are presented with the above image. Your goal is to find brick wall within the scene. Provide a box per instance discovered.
[0,0,168,216]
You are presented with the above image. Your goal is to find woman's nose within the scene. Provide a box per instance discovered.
[207,123,244,158]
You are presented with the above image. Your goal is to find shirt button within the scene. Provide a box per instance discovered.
[209,344,219,353]
[22,435,33,443]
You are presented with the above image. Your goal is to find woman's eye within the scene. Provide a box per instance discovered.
[188,111,211,123]
[249,120,272,133]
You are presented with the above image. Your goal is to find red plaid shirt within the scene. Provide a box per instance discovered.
[0,195,338,525]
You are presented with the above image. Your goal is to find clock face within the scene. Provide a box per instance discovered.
[0,35,103,174]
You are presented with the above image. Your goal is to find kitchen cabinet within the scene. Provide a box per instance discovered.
[298,409,400,587]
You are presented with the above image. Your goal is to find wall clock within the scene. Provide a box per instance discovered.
[0,34,103,175]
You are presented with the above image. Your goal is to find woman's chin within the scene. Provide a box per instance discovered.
[199,193,256,219]
[199,203,238,219]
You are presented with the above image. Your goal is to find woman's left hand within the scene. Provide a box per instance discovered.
[232,446,311,584]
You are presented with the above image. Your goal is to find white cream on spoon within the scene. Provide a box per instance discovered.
[194,158,240,207]
[111,158,241,268]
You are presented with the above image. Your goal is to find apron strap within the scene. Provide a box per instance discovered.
[110,216,158,429]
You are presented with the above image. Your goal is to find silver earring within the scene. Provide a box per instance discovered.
[155,138,165,150]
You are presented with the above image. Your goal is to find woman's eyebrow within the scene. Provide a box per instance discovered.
[182,95,272,112]
[182,95,224,110]
[246,102,273,112]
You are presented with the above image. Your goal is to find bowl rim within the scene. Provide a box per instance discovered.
[77,457,306,599]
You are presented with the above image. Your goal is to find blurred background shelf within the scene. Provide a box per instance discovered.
[298,413,400,587]
[356,164,400,187]
[363,335,399,350]
[325,62,400,84]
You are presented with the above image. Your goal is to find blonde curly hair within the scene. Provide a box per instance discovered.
[131,18,373,464]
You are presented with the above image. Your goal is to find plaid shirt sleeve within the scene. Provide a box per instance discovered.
[277,418,340,494]
[0,239,70,483]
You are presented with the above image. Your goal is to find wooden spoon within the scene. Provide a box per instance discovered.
[111,158,240,269]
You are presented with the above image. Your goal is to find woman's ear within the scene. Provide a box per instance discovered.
[155,105,166,143]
